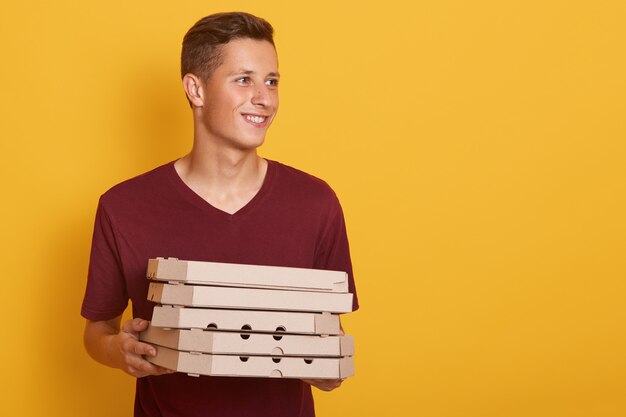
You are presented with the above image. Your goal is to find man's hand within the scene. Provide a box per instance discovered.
[84,317,174,378]
[109,318,174,378]
[301,318,347,391]
[302,378,343,392]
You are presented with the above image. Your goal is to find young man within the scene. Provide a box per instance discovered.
[82,12,358,417]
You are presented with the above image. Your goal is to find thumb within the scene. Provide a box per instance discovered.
[123,318,150,335]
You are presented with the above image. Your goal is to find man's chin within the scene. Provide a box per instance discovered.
[231,137,266,152]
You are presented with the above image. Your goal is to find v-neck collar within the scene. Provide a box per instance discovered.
[167,158,276,221]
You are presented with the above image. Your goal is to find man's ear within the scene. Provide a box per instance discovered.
[182,73,205,107]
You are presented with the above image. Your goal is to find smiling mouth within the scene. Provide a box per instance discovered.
[245,114,267,123]
[242,114,270,126]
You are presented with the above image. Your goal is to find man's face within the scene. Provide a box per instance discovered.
[198,38,279,150]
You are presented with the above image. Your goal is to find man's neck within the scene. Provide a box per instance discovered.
[174,144,268,215]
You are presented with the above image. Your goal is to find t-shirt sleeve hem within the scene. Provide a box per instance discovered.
[81,306,126,322]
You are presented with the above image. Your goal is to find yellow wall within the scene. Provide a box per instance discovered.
[1,1,625,416]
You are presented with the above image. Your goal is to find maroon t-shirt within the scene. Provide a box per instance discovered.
[81,159,358,417]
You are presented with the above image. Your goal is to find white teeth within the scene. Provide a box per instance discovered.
[245,115,266,123]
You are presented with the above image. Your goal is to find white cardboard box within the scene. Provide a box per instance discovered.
[148,282,353,313]
[147,346,354,379]
[147,257,348,293]
[150,305,342,336]
[140,326,354,357]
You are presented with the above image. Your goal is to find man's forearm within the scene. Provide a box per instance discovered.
[84,317,122,368]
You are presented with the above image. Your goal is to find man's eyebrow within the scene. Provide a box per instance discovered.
[230,69,280,78]
[231,69,254,75]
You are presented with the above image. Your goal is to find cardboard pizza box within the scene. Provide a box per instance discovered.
[148,282,354,313]
[140,326,354,357]
[147,346,354,379]
[150,305,342,336]
[147,257,348,293]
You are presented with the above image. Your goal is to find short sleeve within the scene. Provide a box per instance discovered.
[313,193,359,311]
[81,199,129,321]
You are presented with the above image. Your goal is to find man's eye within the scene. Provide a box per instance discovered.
[266,79,279,87]
[236,76,250,84]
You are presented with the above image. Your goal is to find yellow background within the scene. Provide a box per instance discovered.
[1,1,625,416]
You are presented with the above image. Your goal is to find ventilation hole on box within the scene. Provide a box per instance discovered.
[206,323,218,330]
[304,359,314,365]
[239,356,249,362]
[240,324,252,339]
[273,326,286,341]
[272,357,281,364]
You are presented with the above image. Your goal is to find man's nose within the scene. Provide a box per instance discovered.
[251,87,271,106]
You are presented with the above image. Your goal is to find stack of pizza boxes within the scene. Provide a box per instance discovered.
[140,257,355,379]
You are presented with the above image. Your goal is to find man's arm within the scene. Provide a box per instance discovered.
[83,316,173,378]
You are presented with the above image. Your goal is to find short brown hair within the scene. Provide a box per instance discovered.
[181,12,275,81]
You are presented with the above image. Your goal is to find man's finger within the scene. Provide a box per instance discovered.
[126,353,168,376]
[154,365,176,375]
[125,339,156,356]
[138,358,174,376]
[131,342,156,356]
[302,378,342,391]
